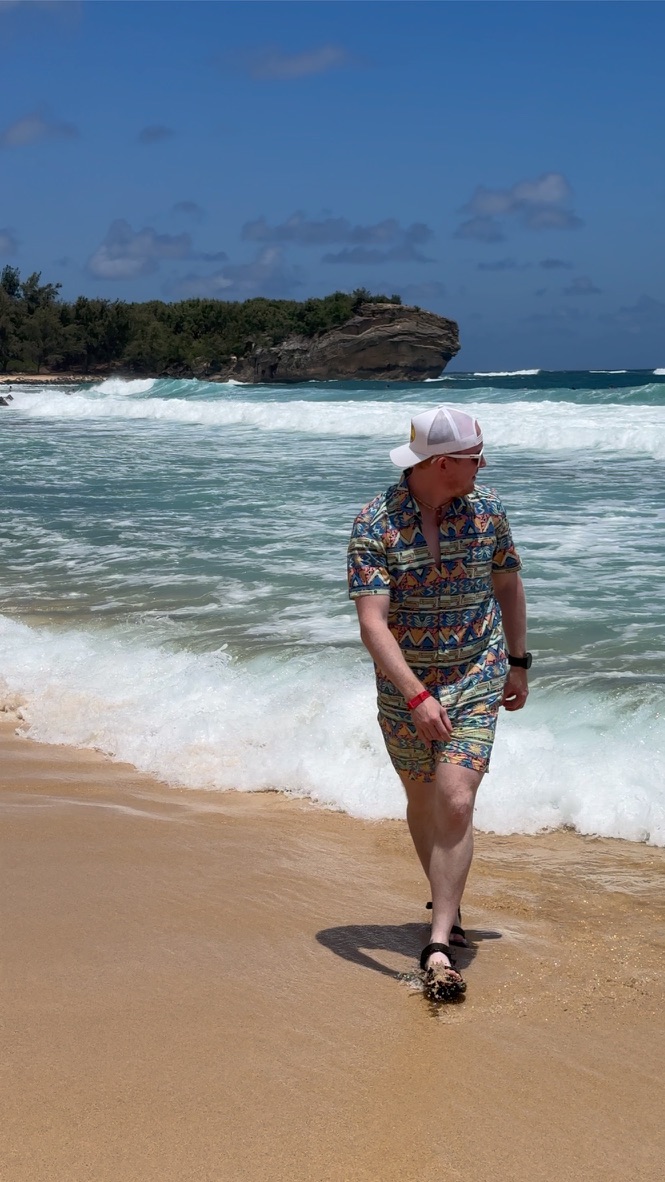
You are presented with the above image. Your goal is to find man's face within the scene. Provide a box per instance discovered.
[437,439,486,496]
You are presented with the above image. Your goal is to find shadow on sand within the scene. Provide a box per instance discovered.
[316,921,502,980]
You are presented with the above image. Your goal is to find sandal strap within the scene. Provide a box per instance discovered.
[425,903,465,936]
[419,942,456,971]
[426,902,463,924]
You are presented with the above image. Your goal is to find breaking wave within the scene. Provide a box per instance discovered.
[8,388,665,459]
[1,616,663,844]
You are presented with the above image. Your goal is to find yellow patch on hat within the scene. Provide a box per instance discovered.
[410,422,416,442]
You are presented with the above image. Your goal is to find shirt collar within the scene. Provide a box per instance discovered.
[395,472,469,519]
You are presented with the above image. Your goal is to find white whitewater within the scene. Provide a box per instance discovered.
[1,617,662,844]
[1,372,664,844]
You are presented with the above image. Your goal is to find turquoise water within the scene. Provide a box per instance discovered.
[1,371,664,842]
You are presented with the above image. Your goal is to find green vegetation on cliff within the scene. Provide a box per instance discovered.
[0,267,402,375]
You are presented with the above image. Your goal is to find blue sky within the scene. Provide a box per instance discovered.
[1,0,663,370]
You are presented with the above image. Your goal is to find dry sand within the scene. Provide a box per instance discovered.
[2,720,663,1182]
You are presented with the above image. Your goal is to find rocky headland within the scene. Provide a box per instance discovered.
[225,302,460,383]
[0,302,460,388]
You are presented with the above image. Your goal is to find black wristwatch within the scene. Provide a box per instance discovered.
[508,653,532,669]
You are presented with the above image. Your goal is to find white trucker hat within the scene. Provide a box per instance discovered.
[389,405,483,469]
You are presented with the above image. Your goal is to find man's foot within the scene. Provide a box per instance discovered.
[419,943,466,1002]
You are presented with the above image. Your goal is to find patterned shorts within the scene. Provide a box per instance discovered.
[377,677,504,783]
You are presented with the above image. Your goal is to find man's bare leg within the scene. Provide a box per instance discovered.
[401,761,484,971]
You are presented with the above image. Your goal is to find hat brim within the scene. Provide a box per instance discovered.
[389,431,484,469]
[389,443,429,468]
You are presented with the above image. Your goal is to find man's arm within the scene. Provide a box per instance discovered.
[354,595,452,744]
[492,571,529,711]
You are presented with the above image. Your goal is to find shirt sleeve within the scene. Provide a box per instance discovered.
[491,498,522,573]
[347,514,391,598]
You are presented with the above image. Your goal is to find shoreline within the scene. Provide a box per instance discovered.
[2,720,664,1180]
[1,372,108,385]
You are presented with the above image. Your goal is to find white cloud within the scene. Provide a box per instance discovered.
[243,213,433,247]
[243,213,434,263]
[0,109,78,147]
[172,248,301,299]
[0,228,18,255]
[173,200,204,218]
[563,275,601,296]
[602,295,665,335]
[525,304,586,333]
[540,258,573,270]
[322,242,432,264]
[87,220,191,280]
[0,1,79,11]
[0,1,80,16]
[138,125,175,145]
[244,44,350,81]
[455,216,505,243]
[455,172,583,241]
[477,258,525,271]
[172,271,234,298]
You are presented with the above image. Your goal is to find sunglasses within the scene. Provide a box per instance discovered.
[447,451,484,465]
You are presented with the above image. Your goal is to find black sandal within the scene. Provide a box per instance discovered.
[426,902,468,947]
[419,942,466,1002]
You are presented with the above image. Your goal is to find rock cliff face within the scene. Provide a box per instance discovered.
[228,302,460,383]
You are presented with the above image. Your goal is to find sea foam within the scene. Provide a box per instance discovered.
[11,390,665,459]
[472,370,541,377]
[1,616,662,845]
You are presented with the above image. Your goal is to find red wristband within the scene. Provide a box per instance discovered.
[406,690,431,711]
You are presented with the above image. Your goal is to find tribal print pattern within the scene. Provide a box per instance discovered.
[377,658,504,779]
[348,475,522,780]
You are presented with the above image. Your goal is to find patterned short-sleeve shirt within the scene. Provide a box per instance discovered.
[347,475,521,686]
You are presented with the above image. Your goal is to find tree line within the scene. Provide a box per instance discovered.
[0,266,402,376]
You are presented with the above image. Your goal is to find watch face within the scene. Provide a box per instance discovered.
[524,652,533,669]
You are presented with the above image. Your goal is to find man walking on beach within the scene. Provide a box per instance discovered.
[347,406,529,1002]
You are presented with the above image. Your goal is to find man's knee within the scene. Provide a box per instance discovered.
[435,790,474,830]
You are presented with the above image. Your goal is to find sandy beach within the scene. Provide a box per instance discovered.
[1,720,663,1182]
[5,718,665,1182]
[0,374,91,386]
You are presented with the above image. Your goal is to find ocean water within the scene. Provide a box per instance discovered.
[1,369,664,844]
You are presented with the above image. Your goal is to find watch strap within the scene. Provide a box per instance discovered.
[508,653,532,669]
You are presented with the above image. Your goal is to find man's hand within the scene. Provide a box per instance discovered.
[501,668,529,711]
[410,696,453,744]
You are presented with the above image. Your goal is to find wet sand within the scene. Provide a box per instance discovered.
[2,721,664,1182]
